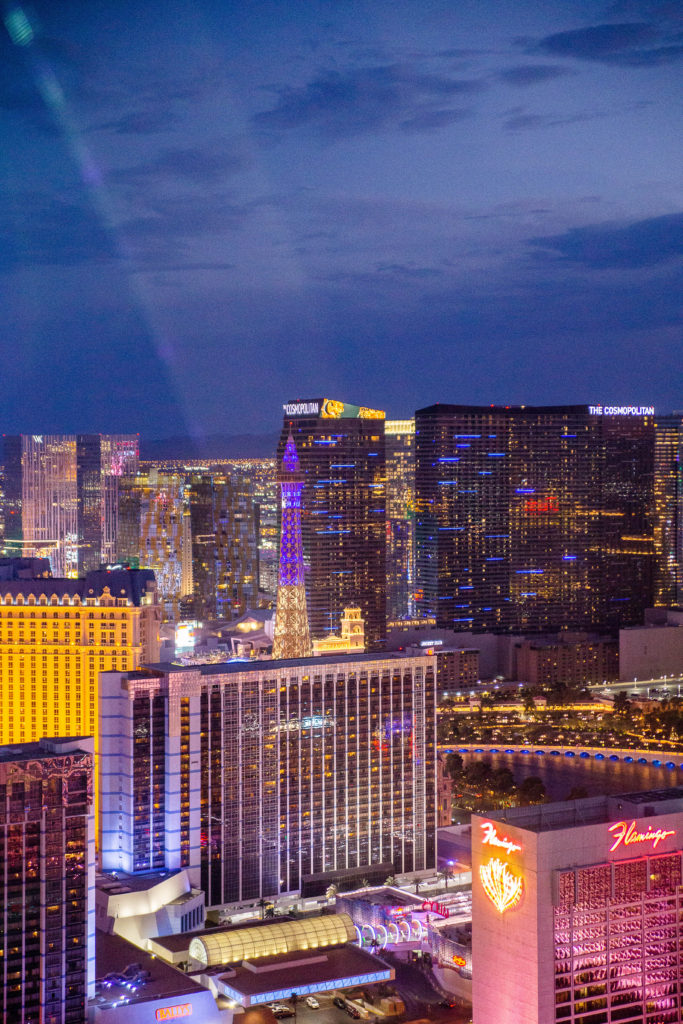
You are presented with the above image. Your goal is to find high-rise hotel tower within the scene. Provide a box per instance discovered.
[472,789,683,1024]
[415,404,656,634]
[100,650,436,905]
[278,399,386,649]
[2,433,138,576]
[0,737,95,1024]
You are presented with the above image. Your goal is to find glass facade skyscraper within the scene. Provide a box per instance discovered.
[385,419,416,622]
[187,471,259,621]
[100,651,436,906]
[0,737,95,1024]
[117,468,192,620]
[1,433,138,577]
[653,413,683,609]
[415,404,656,634]
[278,398,387,649]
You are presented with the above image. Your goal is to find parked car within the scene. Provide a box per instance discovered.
[333,998,347,1010]
[305,997,320,1009]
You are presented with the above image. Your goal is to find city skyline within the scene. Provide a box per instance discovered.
[1,0,680,439]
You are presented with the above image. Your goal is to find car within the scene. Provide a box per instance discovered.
[333,998,347,1010]
[344,1007,360,1019]
[306,997,320,1009]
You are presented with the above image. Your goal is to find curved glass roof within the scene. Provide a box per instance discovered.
[189,913,357,967]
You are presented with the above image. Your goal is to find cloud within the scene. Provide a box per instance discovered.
[110,147,247,187]
[533,22,683,65]
[91,109,179,134]
[498,64,574,85]
[252,64,484,137]
[529,212,683,268]
[0,192,117,271]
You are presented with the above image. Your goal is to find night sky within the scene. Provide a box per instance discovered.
[1,0,681,439]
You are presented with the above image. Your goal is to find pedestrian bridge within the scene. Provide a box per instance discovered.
[441,743,683,770]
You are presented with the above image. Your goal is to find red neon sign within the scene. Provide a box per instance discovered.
[523,496,558,515]
[421,900,449,919]
[452,954,466,968]
[608,820,676,853]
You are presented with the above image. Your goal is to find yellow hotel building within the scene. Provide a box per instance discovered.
[0,560,160,747]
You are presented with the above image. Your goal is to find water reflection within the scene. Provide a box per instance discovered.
[462,751,683,801]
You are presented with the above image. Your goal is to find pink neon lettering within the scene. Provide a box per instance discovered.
[608,820,675,853]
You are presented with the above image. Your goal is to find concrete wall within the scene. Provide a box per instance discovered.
[619,620,683,681]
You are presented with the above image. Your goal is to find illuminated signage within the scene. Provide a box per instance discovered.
[524,496,558,515]
[283,401,320,416]
[282,398,385,420]
[589,405,654,416]
[608,820,676,853]
[479,858,524,914]
[156,1006,193,1021]
[421,900,450,918]
[452,954,467,968]
[481,821,522,854]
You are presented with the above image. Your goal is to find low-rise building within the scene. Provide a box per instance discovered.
[514,632,618,687]
[620,607,683,681]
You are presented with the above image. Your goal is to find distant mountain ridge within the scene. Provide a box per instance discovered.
[140,432,279,460]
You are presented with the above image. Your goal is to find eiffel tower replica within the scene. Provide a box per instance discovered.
[272,431,311,659]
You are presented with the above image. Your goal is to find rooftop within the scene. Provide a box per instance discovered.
[339,886,425,908]
[143,649,434,678]
[93,931,206,1006]
[483,787,683,834]
[210,944,392,1003]
[0,736,92,764]
[97,869,183,895]
[0,566,156,605]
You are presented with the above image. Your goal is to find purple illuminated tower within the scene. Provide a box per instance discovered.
[273,432,311,659]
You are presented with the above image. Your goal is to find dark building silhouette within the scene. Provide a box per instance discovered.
[415,404,656,634]
[278,398,387,650]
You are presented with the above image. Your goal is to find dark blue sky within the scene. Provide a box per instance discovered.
[1,0,681,438]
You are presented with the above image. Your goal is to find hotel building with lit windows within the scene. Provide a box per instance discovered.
[472,789,683,1024]
[116,468,193,621]
[0,562,160,752]
[385,418,416,623]
[278,398,387,650]
[0,736,95,1024]
[2,433,138,577]
[99,650,436,906]
[415,404,657,635]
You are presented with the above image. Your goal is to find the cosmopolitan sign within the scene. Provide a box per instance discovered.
[608,820,676,853]
[589,405,654,416]
[283,401,320,417]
